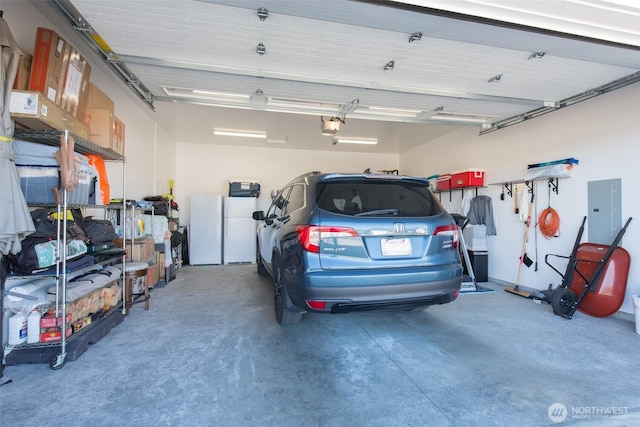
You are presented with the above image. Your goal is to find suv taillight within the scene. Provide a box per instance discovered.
[433,224,459,249]
[296,225,359,253]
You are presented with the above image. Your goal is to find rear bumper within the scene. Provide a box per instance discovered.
[287,265,462,313]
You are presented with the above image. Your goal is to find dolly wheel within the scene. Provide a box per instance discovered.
[49,357,65,370]
[551,288,576,317]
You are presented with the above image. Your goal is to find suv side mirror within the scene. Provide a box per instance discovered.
[252,211,265,221]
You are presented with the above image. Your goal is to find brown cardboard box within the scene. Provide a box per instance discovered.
[72,117,91,141]
[28,28,71,105]
[113,115,125,155]
[84,108,114,149]
[116,237,155,263]
[13,53,32,91]
[147,263,160,288]
[10,90,64,130]
[60,49,92,119]
[83,83,115,148]
[86,83,114,110]
[157,251,166,279]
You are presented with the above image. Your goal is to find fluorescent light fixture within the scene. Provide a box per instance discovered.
[362,106,423,118]
[162,86,251,102]
[267,97,341,115]
[429,113,495,124]
[332,137,378,145]
[213,129,266,138]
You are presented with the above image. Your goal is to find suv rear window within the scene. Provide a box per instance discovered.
[316,179,444,217]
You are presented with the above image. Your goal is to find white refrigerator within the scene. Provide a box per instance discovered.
[189,194,223,265]
[223,197,258,264]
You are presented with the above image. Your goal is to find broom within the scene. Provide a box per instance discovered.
[506,188,536,298]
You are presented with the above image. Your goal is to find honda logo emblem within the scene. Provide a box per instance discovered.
[393,223,405,233]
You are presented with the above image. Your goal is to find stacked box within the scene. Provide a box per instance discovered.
[60,49,91,119]
[147,263,160,288]
[10,90,64,130]
[28,28,71,105]
[13,53,32,91]
[116,237,155,263]
[40,326,72,342]
[113,116,125,155]
[27,27,92,120]
[84,83,115,150]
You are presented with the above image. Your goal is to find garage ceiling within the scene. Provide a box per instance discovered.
[40,0,640,153]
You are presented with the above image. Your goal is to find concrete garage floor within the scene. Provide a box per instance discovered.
[1,264,639,426]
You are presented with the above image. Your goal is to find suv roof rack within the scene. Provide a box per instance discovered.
[292,171,322,181]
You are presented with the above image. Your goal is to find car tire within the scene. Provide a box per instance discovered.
[273,258,302,325]
[256,244,269,277]
[551,287,576,317]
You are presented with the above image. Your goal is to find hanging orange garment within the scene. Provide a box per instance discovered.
[87,154,110,204]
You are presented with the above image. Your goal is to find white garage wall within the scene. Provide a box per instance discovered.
[401,83,640,315]
[175,143,398,224]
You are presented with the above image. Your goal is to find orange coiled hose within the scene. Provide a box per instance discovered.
[538,207,560,239]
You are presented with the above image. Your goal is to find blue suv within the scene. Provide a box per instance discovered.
[252,171,462,324]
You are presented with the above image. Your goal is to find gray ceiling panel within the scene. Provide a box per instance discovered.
[39,0,640,151]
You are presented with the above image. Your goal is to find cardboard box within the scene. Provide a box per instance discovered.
[113,115,125,155]
[71,316,92,333]
[147,263,160,288]
[28,27,71,105]
[86,82,114,110]
[40,326,72,342]
[84,108,114,149]
[13,53,33,91]
[60,49,92,119]
[10,90,64,130]
[83,84,116,149]
[116,237,155,263]
[40,312,72,328]
[72,117,91,141]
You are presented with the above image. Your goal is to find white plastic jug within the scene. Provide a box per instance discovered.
[8,312,28,345]
[27,310,42,344]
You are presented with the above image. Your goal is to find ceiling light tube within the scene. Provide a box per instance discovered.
[213,129,267,138]
[332,137,378,145]
[429,115,491,124]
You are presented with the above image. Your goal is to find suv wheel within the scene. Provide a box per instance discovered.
[273,259,302,325]
[256,244,269,277]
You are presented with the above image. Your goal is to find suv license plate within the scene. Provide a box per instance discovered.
[381,238,411,256]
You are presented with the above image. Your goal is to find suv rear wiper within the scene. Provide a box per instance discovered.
[355,209,398,216]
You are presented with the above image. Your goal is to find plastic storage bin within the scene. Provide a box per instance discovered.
[436,174,451,191]
[451,169,485,188]
[17,165,59,204]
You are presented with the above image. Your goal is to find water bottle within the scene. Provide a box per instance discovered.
[27,309,42,344]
